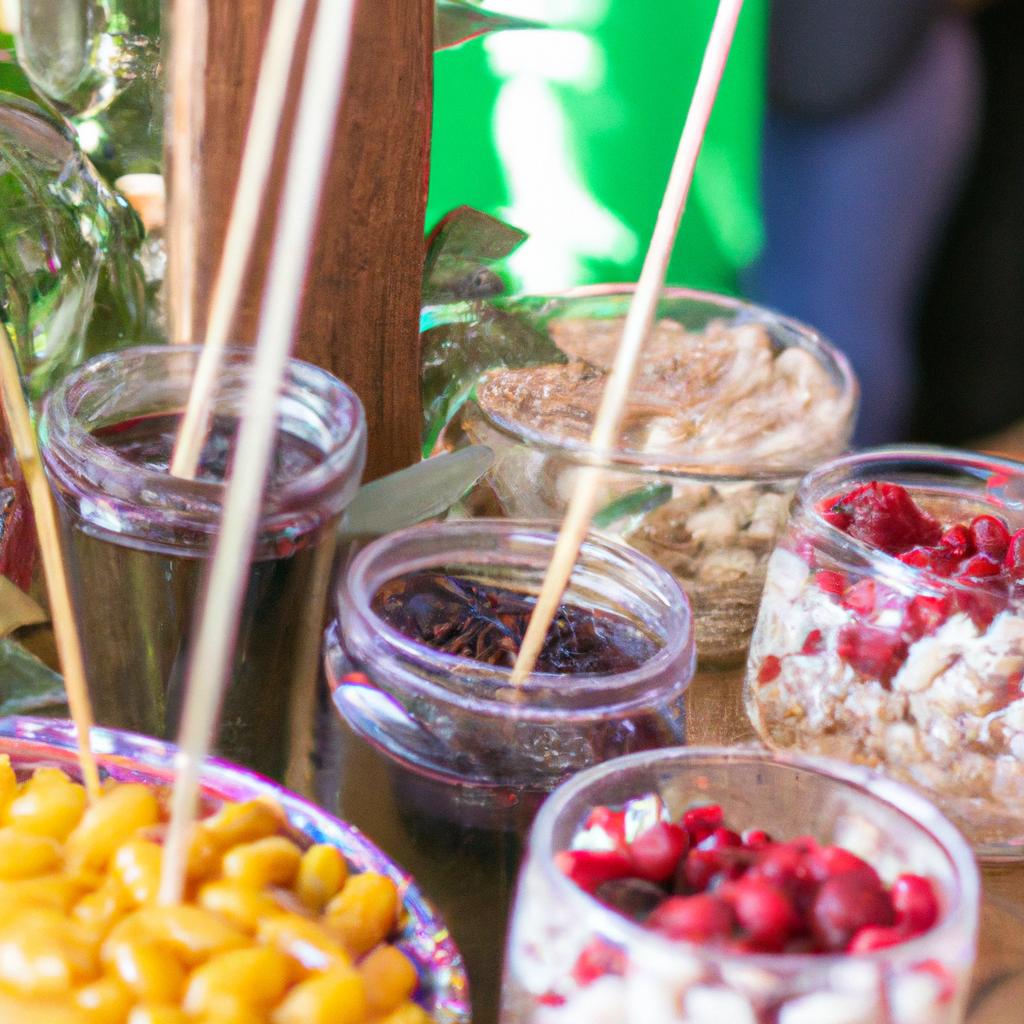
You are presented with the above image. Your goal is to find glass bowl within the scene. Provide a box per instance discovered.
[440,285,858,667]
[502,746,979,1024]
[0,716,470,1024]
[745,446,1024,859]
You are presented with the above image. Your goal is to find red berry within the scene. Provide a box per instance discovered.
[680,849,725,892]
[902,594,951,641]
[647,894,735,943]
[807,846,881,887]
[555,849,633,894]
[1005,529,1024,580]
[747,843,813,903]
[572,938,625,986]
[757,655,782,685]
[811,874,895,952]
[897,547,932,569]
[727,878,799,952]
[697,828,743,852]
[826,482,942,554]
[539,992,567,1007]
[815,570,846,596]
[958,553,1002,579]
[683,805,724,844]
[847,924,908,954]
[801,629,824,654]
[743,829,772,850]
[628,822,689,884]
[842,578,877,614]
[891,874,940,935]
[584,806,628,851]
[836,623,907,684]
[969,514,1010,560]
[940,524,972,558]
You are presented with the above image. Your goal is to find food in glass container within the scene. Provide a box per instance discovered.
[745,448,1024,854]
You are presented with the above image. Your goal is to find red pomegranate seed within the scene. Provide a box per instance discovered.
[815,570,846,596]
[683,805,724,844]
[836,623,908,684]
[914,960,956,1003]
[555,849,634,894]
[584,806,629,850]
[897,547,932,569]
[727,878,799,952]
[539,991,567,1007]
[747,844,813,902]
[902,594,950,641]
[959,553,1002,578]
[757,655,783,685]
[801,629,824,654]
[891,874,940,935]
[847,924,908,954]
[572,938,625,986]
[827,482,942,554]
[807,846,881,887]
[940,524,972,558]
[742,829,772,850]
[629,822,689,884]
[811,874,895,952]
[647,894,735,943]
[1005,529,1024,579]
[969,514,1010,560]
[842,579,877,614]
[680,849,724,893]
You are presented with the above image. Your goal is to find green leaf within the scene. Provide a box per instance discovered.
[0,637,67,715]
[593,483,673,529]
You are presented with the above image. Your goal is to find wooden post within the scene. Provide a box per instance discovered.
[182,0,432,480]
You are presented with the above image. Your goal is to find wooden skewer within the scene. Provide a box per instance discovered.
[510,0,746,684]
[0,340,100,798]
[170,0,310,480]
[159,0,359,906]
[166,0,207,345]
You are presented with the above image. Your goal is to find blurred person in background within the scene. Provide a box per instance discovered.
[743,0,981,446]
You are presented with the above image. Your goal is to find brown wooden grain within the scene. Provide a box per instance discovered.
[187,0,432,480]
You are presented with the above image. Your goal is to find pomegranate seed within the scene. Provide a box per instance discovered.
[1005,529,1024,579]
[913,960,956,1003]
[847,924,908,954]
[959,553,1002,578]
[811,874,895,952]
[747,844,813,903]
[727,878,799,952]
[826,482,942,554]
[897,547,932,569]
[584,806,628,850]
[842,578,877,614]
[680,849,725,893]
[757,655,783,685]
[539,991,567,1006]
[807,846,881,887]
[647,894,735,943]
[683,805,724,844]
[555,849,633,894]
[572,938,625,985]
[629,822,689,883]
[743,829,772,850]
[940,524,972,558]
[836,623,907,684]
[815,570,846,596]
[801,629,824,654]
[891,874,940,935]
[970,514,1010,560]
[697,828,743,852]
[902,594,950,641]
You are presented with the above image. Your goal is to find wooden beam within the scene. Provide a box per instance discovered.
[184,0,432,479]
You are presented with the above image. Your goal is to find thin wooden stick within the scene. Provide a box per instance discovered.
[0,341,100,798]
[159,0,358,905]
[511,0,746,684]
[167,0,207,345]
[170,0,310,480]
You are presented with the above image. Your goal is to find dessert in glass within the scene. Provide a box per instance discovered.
[0,716,469,1023]
[324,518,696,1024]
[502,746,978,1024]
[441,285,857,665]
[745,447,1024,857]
[40,346,366,788]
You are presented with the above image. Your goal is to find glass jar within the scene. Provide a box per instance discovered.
[325,518,696,1024]
[40,345,366,789]
[0,715,469,1023]
[502,746,979,1024]
[441,285,858,666]
[745,446,1024,858]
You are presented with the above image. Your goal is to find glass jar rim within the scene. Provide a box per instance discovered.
[471,284,858,479]
[40,345,366,539]
[532,745,979,973]
[795,444,1024,597]
[337,518,696,719]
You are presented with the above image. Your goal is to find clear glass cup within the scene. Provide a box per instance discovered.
[744,446,1024,858]
[324,518,697,1024]
[502,746,979,1024]
[441,285,858,667]
[40,345,366,789]
[0,715,470,1023]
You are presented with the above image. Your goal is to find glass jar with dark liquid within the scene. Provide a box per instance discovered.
[325,519,696,1024]
[41,345,366,788]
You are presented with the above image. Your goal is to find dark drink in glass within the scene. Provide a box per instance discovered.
[40,345,366,788]
[324,519,696,1024]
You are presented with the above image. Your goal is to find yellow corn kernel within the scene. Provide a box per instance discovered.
[326,873,399,957]
[295,845,348,912]
[7,767,87,840]
[0,991,94,1024]
[359,945,418,1018]
[126,1007,190,1024]
[197,881,284,934]
[270,966,367,1024]
[0,909,99,996]
[200,800,282,851]
[112,839,163,907]
[183,946,292,1016]
[107,940,185,1004]
[74,878,130,932]
[0,753,18,820]
[257,913,352,973]
[126,906,247,966]
[0,827,61,878]
[74,975,134,1024]
[66,785,160,871]
[373,1004,433,1024]
[222,836,302,890]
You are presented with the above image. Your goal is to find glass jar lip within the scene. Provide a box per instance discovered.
[532,745,979,973]
[40,345,367,521]
[337,518,696,717]
[472,284,858,479]
[795,444,1024,596]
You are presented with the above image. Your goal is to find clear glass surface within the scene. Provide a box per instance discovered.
[745,446,1024,858]
[502,746,979,1024]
